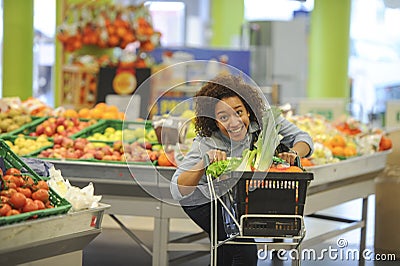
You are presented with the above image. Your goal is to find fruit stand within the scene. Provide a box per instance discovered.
[45,149,390,266]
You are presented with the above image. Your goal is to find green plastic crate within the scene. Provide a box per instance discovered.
[0,140,72,226]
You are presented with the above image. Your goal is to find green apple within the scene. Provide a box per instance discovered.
[146,128,158,143]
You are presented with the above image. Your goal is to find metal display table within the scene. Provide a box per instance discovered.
[47,150,390,266]
[0,203,110,265]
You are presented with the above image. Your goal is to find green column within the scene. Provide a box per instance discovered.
[308,0,351,99]
[211,0,244,47]
[2,0,34,100]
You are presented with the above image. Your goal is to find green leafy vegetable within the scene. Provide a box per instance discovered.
[206,157,242,178]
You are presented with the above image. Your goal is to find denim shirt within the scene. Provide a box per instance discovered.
[170,116,313,203]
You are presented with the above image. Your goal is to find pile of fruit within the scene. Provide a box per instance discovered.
[0,168,53,217]
[56,3,161,52]
[287,113,393,166]
[0,108,32,134]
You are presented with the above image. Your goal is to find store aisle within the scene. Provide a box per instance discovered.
[83,196,398,266]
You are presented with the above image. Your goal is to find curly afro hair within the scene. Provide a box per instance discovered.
[194,74,266,137]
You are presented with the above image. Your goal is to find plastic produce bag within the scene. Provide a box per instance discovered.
[47,166,102,211]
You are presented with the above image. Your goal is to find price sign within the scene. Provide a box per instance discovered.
[385,100,400,130]
[297,98,346,121]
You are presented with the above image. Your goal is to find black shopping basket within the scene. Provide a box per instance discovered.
[221,170,314,238]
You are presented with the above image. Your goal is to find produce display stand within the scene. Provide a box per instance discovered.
[0,203,110,265]
[46,150,390,266]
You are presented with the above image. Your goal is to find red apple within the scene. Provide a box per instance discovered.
[44,126,54,137]
[80,153,94,160]
[94,150,104,160]
[62,137,74,148]
[36,124,45,135]
[56,117,66,126]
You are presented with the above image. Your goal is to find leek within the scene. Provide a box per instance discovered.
[253,108,282,171]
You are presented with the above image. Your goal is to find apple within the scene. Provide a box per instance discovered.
[80,153,94,160]
[53,135,64,145]
[44,126,54,137]
[113,140,123,153]
[94,150,104,160]
[102,155,113,161]
[74,149,83,158]
[56,117,66,126]
[101,146,113,156]
[74,140,86,151]
[36,124,45,135]
[56,125,65,134]
[61,137,74,148]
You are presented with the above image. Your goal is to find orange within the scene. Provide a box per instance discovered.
[78,108,91,118]
[157,153,173,167]
[300,158,314,167]
[90,108,103,119]
[63,109,78,118]
[331,146,344,157]
[102,112,118,119]
[330,134,346,148]
[379,135,392,151]
[106,105,120,113]
[343,146,357,157]
[95,102,108,111]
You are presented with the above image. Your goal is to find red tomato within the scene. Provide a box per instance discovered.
[6,168,21,176]
[0,203,12,216]
[6,209,20,216]
[34,180,49,191]
[0,188,17,197]
[9,192,27,209]
[23,199,39,213]
[0,195,9,204]
[34,200,45,210]
[32,189,49,203]
[9,175,24,187]
[17,187,32,198]
[22,175,35,187]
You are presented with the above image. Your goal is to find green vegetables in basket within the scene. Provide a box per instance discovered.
[206,157,242,178]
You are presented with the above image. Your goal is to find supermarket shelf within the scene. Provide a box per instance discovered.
[0,203,110,265]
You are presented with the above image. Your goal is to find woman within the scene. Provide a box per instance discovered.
[170,74,313,265]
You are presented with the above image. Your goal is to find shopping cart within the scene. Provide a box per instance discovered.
[206,165,314,265]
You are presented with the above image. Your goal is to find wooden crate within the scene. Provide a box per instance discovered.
[61,65,99,110]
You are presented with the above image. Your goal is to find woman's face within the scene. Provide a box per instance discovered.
[215,96,250,141]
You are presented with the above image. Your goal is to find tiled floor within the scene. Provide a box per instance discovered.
[83,195,399,265]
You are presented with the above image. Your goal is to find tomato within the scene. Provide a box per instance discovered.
[6,209,20,216]
[17,187,32,198]
[0,203,12,216]
[32,189,49,203]
[9,175,24,187]
[33,180,49,191]
[0,188,17,197]
[6,168,21,176]
[22,175,35,187]
[0,195,9,204]
[34,200,45,210]
[9,192,27,209]
[23,198,39,213]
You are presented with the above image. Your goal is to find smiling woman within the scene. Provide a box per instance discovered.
[169,73,314,265]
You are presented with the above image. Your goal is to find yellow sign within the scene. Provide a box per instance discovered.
[113,72,137,95]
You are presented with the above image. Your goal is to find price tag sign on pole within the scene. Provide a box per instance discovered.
[385,100,400,130]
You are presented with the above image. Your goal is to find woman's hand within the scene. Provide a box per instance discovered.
[277,150,298,166]
[206,149,227,164]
